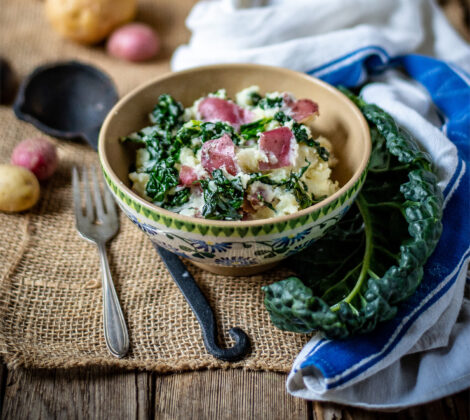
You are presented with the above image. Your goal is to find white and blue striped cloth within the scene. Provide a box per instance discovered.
[172,0,470,409]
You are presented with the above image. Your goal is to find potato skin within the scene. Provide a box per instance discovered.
[11,138,58,181]
[45,0,137,44]
[0,165,40,212]
[106,23,160,62]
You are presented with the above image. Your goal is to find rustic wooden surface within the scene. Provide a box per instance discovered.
[1,1,469,419]
[0,366,469,419]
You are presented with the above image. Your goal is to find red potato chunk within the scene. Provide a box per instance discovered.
[283,94,319,123]
[258,127,296,170]
[198,97,253,128]
[200,134,238,176]
[179,165,199,186]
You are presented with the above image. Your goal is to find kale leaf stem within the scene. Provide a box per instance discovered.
[329,261,363,311]
[370,164,409,173]
[341,193,373,305]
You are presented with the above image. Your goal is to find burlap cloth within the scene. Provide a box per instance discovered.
[0,0,310,372]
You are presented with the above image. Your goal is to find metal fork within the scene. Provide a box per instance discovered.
[72,166,129,358]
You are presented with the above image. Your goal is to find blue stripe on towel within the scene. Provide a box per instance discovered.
[299,49,470,388]
[307,45,391,86]
[398,55,470,160]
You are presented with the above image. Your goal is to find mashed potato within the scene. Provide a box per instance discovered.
[125,86,339,221]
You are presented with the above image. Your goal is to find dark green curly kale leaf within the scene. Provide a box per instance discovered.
[176,121,241,145]
[262,89,443,339]
[282,163,316,209]
[249,92,262,106]
[258,96,284,109]
[200,169,244,220]
[239,118,273,141]
[151,94,184,131]
[167,187,191,208]
[122,94,190,208]
[145,160,179,205]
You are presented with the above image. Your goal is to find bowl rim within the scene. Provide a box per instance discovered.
[99,63,371,228]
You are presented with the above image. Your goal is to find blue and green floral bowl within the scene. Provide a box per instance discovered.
[98,64,371,276]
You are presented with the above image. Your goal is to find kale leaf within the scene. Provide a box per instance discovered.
[239,118,273,140]
[248,172,279,186]
[122,94,187,206]
[145,160,180,205]
[201,122,238,143]
[258,96,283,109]
[262,90,443,339]
[150,94,184,130]
[283,163,317,209]
[176,121,241,145]
[200,169,244,220]
[143,130,182,171]
[303,138,330,162]
[249,92,262,106]
[167,187,191,207]
[273,111,289,124]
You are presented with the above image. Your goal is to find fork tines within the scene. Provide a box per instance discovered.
[72,166,117,223]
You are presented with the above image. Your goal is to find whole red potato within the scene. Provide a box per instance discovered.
[11,137,58,181]
[106,23,160,62]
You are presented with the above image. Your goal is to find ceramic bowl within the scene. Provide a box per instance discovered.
[99,64,371,276]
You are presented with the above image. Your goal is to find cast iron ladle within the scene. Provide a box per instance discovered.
[13,61,118,150]
[155,245,251,362]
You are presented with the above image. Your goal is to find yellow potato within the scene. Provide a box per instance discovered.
[0,165,40,212]
[45,0,137,44]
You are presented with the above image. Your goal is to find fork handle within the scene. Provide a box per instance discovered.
[97,242,129,358]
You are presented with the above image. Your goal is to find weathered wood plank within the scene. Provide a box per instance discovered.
[404,398,457,420]
[310,390,470,419]
[1,367,152,420]
[448,389,470,420]
[312,401,399,420]
[0,366,468,419]
[154,369,309,420]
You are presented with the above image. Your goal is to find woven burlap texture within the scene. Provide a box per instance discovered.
[0,0,311,372]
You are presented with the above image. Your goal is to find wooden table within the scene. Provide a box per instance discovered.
[1,1,469,418]
[0,364,469,419]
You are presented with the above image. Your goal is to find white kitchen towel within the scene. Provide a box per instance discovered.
[171,0,470,410]
[172,0,470,74]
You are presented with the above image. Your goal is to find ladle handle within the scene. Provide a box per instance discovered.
[83,125,101,150]
[155,245,250,362]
